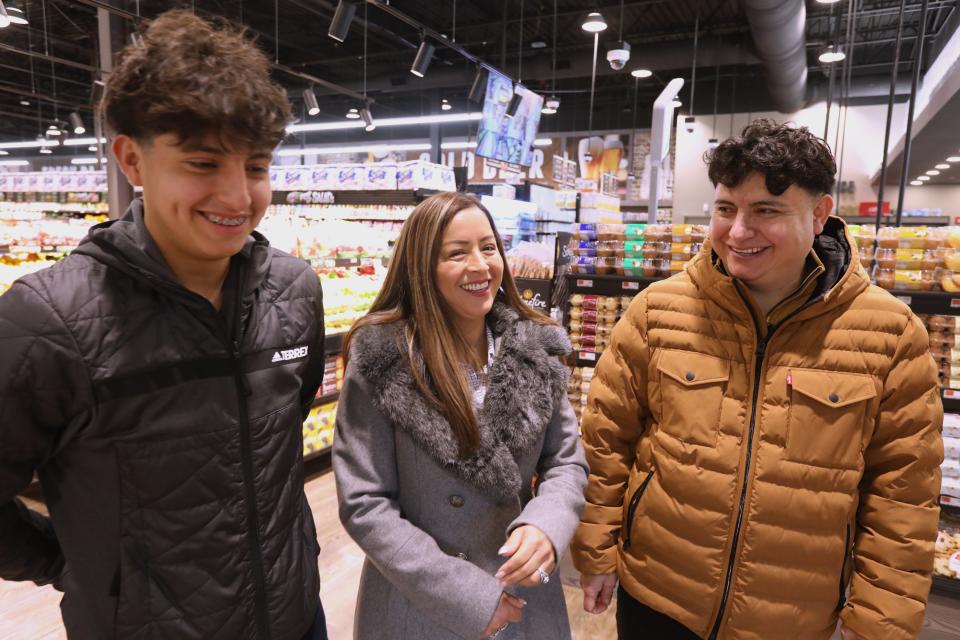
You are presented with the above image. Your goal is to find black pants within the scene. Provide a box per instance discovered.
[616,586,699,639]
[301,601,329,640]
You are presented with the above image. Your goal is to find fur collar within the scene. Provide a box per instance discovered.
[349,302,571,503]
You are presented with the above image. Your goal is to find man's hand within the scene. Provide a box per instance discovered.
[495,525,556,588]
[840,625,866,640]
[581,572,618,614]
[480,592,525,638]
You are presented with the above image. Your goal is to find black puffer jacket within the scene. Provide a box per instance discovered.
[0,200,324,639]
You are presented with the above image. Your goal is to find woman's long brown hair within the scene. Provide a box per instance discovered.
[343,191,552,456]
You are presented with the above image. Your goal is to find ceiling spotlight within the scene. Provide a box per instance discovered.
[360,106,375,132]
[505,88,523,118]
[346,107,360,119]
[410,38,436,78]
[303,88,320,116]
[69,112,85,135]
[19,98,29,106]
[46,124,61,137]
[927,169,941,175]
[530,36,548,49]
[581,11,607,33]
[88,145,98,151]
[0,1,9,28]
[918,175,931,181]
[328,0,356,43]
[948,156,960,162]
[671,99,682,108]
[911,180,924,186]
[5,1,27,25]
[815,0,843,3]
[39,147,52,154]
[819,45,846,63]
[541,95,560,115]
[0,149,8,155]
[631,68,653,78]
[441,99,452,111]
[468,66,489,104]
[936,163,950,170]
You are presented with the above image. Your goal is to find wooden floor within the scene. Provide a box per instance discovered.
[2,464,959,640]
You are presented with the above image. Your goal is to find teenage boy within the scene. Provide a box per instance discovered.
[572,119,943,640]
[0,11,327,639]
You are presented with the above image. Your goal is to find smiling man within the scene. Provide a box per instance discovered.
[0,11,328,640]
[572,119,943,640]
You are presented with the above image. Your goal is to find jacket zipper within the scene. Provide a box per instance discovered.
[622,470,655,550]
[836,524,851,611]
[227,269,271,640]
[708,292,826,640]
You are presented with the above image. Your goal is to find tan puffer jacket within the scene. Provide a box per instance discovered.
[571,218,943,640]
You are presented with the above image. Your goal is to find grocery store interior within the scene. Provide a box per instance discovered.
[2,0,960,637]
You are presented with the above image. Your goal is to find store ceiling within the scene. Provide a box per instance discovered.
[0,0,956,148]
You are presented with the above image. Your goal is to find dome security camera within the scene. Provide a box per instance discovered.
[606,41,631,71]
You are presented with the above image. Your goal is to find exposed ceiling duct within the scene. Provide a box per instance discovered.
[742,0,808,113]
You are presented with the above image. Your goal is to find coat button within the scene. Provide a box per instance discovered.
[829,392,839,403]
[448,495,465,508]
[685,371,695,381]
[457,552,468,560]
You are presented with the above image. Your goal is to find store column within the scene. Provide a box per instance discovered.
[97,4,134,220]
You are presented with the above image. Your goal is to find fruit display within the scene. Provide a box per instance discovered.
[868,226,960,292]
[569,223,706,276]
[302,400,337,457]
[320,273,384,334]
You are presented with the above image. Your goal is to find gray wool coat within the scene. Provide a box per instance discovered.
[332,303,588,640]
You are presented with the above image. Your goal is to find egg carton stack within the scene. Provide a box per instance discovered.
[569,223,707,277]
[915,314,960,391]
[942,413,960,501]
[567,366,594,424]
[567,294,631,355]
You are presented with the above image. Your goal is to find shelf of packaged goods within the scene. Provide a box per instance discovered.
[885,291,960,316]
[839,216,953,226]
[272,189,441,206]
[565,273,665,297]
[325,332,344,355]
[312,391,340,408]
[933,574,960,597]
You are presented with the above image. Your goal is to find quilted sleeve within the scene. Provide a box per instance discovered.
[332,361,503,639]
[0,279,90,584]
[840,312,943,640]
[569,293,652,575]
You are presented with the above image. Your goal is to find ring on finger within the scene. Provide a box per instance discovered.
[490,622,509,638]
[537,567,550,585]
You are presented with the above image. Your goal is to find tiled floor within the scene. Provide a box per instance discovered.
[2,464,959,639]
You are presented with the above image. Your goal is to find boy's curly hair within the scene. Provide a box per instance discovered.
[102,9,292,150]
[705,119,837,196]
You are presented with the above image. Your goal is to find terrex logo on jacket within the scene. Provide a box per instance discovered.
[272,345,309,363]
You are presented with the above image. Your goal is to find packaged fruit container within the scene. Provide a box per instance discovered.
[877,226,943,250]
[623,241,645,258]
[620,258,644,277]
[573,241,597,257]
[941,271,960,293]
[625,224,646,241]
[945,226,960,249]
[573,224,597,241]
[595,240,622,257]
[594,256,617,275]
[646,224,671,242]
[642,241,669,259]
[930,315,960,332]
[671,224,695,243]
[875,248,940,270]
[944,248,960,271]
[596,224,626,241]
[929,332,953,348]
[847,224,876,248]
[570,256,596,274]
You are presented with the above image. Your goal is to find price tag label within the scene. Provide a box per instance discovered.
[579,351,596,362]
[896,296,912,305]
[622,281,640,291]
[951,298,960,309]
[945,389,960,399]
[943,494,960,507]
[576,279,594,288]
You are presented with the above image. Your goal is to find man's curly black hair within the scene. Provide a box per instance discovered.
[705,119,837,197]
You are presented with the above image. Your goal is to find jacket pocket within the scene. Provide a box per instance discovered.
[114,428,246,637]
[622,470,655,549]
[656,350,729,447]
[785,369,877,469]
